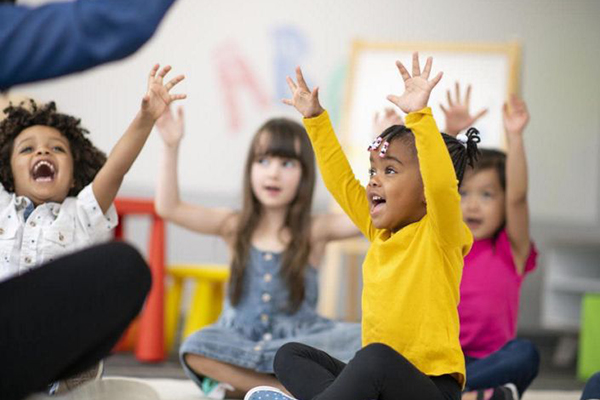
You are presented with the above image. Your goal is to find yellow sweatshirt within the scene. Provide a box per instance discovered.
[303,108,472,386]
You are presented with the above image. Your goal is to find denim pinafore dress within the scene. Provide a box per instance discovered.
[180,247,361,384]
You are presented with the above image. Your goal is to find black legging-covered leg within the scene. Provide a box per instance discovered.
[0,242,151,400]
[274,342,461,400]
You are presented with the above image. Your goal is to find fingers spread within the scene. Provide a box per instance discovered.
[473,108,488,121]
[395,60,411,81]
[296,67,310,91]
[446,89,454,107]
[429,71,443,87]
[386,94,400,106]
[412,52,421,77]
[286,76,297,93]
[455,81,461,104]
[157,65,172,82]
[166,75,185,91]
[422,56,433,80]
[465,84,472,107]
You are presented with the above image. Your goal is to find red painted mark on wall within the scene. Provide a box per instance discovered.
[214,42,270,132]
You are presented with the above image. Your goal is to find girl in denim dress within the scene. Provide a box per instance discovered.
[155,108,362,398]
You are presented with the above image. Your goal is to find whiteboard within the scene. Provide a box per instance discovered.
[341,41,520,185]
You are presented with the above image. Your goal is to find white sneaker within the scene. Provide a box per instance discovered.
[200,377,235,400]
[244,386,297,400]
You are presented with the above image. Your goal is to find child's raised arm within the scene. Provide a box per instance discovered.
[154,106,237,241]
[440,82,488,137]
[503,95,531,273]
[92,64,185,213]
[283,67,374,239]
[387,53,467,247]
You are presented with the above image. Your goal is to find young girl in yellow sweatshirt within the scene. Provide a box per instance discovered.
[246,53,480,400]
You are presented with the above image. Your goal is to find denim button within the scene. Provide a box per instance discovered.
[261,314,269,323]
[262,293,271,303]
[253,345,262,351]
[264,273,272,282]
[263,333,272,341]
[263,252,273,261]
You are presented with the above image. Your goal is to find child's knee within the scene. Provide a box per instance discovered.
[514,340,540,373]
[183,353,213,376]
[274,342,304,375]
[356,343,402,368]
[103,242,151,301]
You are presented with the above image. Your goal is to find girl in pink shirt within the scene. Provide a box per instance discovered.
[442,87,539,400]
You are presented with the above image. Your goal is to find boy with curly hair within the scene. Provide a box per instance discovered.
[0,64,185,284]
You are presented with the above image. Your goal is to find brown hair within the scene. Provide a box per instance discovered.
[229,118,316,313]
[469,148,506,191]
[0,100,106,195]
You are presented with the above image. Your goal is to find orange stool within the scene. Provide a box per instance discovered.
[114,198,165,362]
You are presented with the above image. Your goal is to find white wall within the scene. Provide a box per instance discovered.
[13,0,600,226]
[10,0,600,331]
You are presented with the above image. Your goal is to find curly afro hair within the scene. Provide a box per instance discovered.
[0,100,106,196]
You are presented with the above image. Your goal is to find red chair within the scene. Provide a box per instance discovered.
[113,198,165,362]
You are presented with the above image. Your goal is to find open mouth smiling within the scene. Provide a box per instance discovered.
[370,194,387,214]
[31,160,56,183]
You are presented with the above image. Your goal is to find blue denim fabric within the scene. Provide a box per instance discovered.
[180,247,361,387]
[464,338,540,396]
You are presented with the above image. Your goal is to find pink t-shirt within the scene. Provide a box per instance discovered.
[458,229,537,358]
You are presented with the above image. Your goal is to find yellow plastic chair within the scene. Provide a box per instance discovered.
[165,264,230,352]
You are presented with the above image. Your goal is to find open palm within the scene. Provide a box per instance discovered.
[142,64,186,120]
[282,67,324,118]
[157,106,185,147]
[387,53,443,114]
[441,82,488,137]
[503,95,529,136]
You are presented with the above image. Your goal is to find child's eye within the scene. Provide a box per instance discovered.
[482,191,493,198]
[282,159,297,168]
[256,157,269,166]
[53,146,65,153]
[19,146,33,154]
[368,168,376,177]
[385,167,396,175]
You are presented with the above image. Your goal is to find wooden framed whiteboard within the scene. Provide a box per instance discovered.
[341,40,521,185]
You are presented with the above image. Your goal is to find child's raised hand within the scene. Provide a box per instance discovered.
[282,67,324,118]
[141,64,186,121]
[387,52,443,114]
[372,108,404,136]
[503,94,529,136]
[440,82,488,137]
[157,106,185,147]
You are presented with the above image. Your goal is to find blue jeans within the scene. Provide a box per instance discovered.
[464,339,540,396]
[582,372,600,400]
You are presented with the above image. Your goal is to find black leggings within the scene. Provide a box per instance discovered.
[0,242,151,400]
[274,342,461,400]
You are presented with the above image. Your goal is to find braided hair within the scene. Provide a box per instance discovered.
[370,125,480,186]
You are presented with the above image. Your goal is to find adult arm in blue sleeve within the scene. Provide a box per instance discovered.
[0,0,177,91]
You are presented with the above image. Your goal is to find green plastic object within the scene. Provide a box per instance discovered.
[578,293,600,381]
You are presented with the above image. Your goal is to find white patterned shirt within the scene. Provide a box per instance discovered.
[0,182,118,282]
